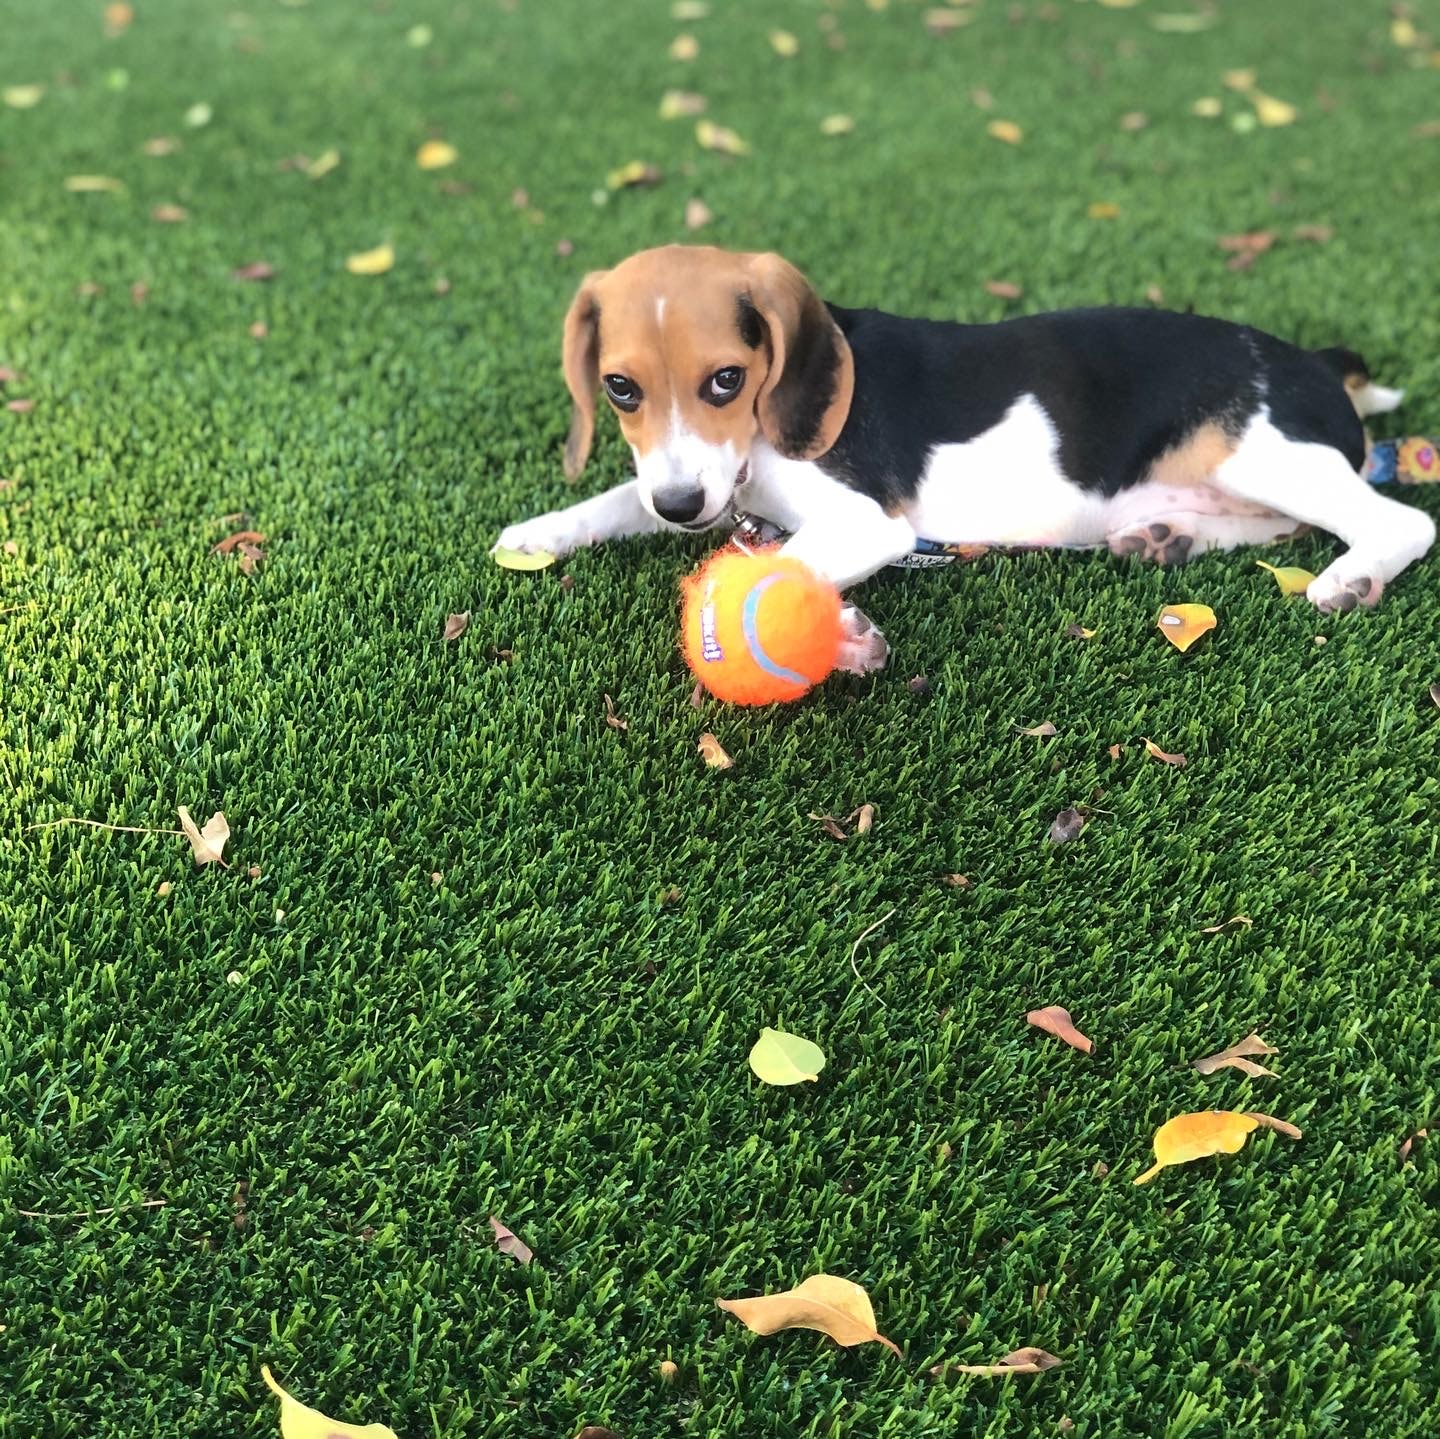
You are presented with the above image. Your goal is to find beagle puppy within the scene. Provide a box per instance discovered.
[495,245,1434,670]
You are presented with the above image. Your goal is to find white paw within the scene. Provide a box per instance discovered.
[1306,565,1384,613]
[836,604,889,675]
[493,512,582,559]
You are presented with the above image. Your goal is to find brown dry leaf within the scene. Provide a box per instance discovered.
[669,33,700,60]
[1198,913,1252,934]
[1026,1005,1094,1055]
[488,1215,533,1265]
[1222,68,1257,92]
[1217,231,1275,271]
[213,529,266,555]
[442,611,470,642]
[6,398,35,414]
[64,175,126,193]
[689,680,705,708]
[684,197,713,230]
[603,693,628,732]
[1412,119,1440,139]
[985,280,1023,300]
[987,119,1024,144]
[1142,737,1187,767]
[1246,1111,1302,1139]
[696,119,749,155]
[1015,721,1058,738]
[659,89,706,119]
[235,541,263,575]
[925,7,975,35]
[935,1346,1063,1378]
[151,203,188,223]
[143,135,180,156]
[716,1274,902,1357]
[852,803,875,835]
[250,321,268,339]
[809,812,849,842]
[941,873,970,888]
[1064,623,1096,639]
[1292,223,1334,244]
[1192,1032,1279,1077]
[1120,111,1149,131]
[1398,1128,1427,1163]
[104,1,135,35]
[130,281,151,307]
[1107,743,1124,759]
[178,806,229,867]
[574,1429,621,1439]
[698,732,733,769]
[1088,201,1122,219]
[230,261,276,282]
[1427,681,1439,710]
[1047,808,1085,845]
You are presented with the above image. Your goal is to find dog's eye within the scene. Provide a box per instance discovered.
[603,374,641,411]
[703,366,745,405]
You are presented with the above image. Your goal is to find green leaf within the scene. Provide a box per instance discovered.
[749,1027,825,1085]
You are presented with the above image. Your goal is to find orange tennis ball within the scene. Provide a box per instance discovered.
[681,548,843,705]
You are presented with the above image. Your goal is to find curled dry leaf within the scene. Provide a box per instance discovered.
[6,398,34,414]
[1015,721,1057,738]
[442,612,469,642]
[985,280,1023,300]
[1291,223,1333,244]
[933,1347,1063,1378]
[1064,623,1096,639]
[717,1274,900,1356]
[1198,913,1252,934]
[696,119,749,155]
[230,261,276,282]
[941,873,970,888]
[852,802,875,835]
[1255,560,1315,595]
[697,732,732,769]
[178,806,229,867]
[1398,1128,1427,1164]
[1047,808,1085,845]
[574,1430,621,1439]
[1133,1109,1300,1185]
[749,1027,826,1085]
[151,203,189,223]
[809,812,849,842]
[607,160,662,189]
[346,243,395,276]
[488,1215,533,1265]
[1246,1111,1302,1139]
[416,139,458,170]
[1192,1032,1279,1077]
[659,89,706,119]
[1426,681,1439,710]
[1107,743,1124,760]
[213,529,266,556]
[603,693,628,732]
[1026,1005,1094,1055]
[1142,737,1187,767]
[1156,603,1217,652]
[684,198,713,230]
[1218,231,1275,272]
[261,1366,398,1439]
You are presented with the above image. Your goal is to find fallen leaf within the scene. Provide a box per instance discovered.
[941,873,970,888]
[64,175,126,193]
[143,134,180,155]
[1064,623,1096,639]
[1191,96,1223,117]
[809,812,849,842]
[1429,681,1440,710]
[1412,119,1440,139]
[1291,223,1333,244]
[1107,742,1124,759]
[1142,737,1188,767]
[697,732,732,769]
[769,28,799,56]
[749,1027,826,1085]
[1198,913,1253,934]
[1217,230,1275,271]
[1230,111,1258,134]
[151,203,188,223]
[573,1431,620,1439]
[104,2,134,34]
[907,673,932,696]
[1398,1128,1427,1163]
[406,22,433,46]
[1120,111,1149,132]
[970,86,995,110]
[1133,1109,1299,1185]
[157,880,174,897]
[607,160,662,189]
[852,802,875,835]
[130,280,150,307]
[183,101,212,128]
[669,33,700,60]
[1156,603,1217,653]
[696,119,749,155]
[1026,1005,1094,1055]
[985,280,1023,299]
[924,7,975,35]
[178,806,229,868]
[213,529,267,555]
[717,1274,900,1356]
[684,197,713,229]
[260,1365,397,1439]
[346,243,395,276]
[820,113,854,137]
[442,612,469,642]
[1047,808,1085,845]
[1392,16,1419,46]
[1088,201,1121,219]
[1097,0,1140,7]
[1192,1032,1278,1078]
[250,321,269,339]
[1015,721,1058,738]
[3,84,44,109]
[1254,560,1315,595]
[488,1215,533,1265]
[1152,11,1216,31]
[230,261,276,282]
[416,139,458,170]
[1247,1111,1302,1139]
[672,0,708,16]
[304,148,340,179]
[1253,93,1298,126]
[603,693,628,732]
[659,89,706,119]
[658,1359,679,1383]
[492,545,555,571]
[935,1347,1063,1378]
[987,119,1024,144]
[1222,68,1257,93]
[6,398,35,414]
[0,367,20,384]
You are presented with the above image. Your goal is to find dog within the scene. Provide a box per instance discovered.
[495,245,1434,671]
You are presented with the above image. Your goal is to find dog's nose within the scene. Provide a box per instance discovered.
[652,484,706,524]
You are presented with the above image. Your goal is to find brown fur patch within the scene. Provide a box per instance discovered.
[1144,423,1236,489]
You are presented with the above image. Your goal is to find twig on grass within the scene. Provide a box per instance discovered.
[17,1198,169,1221]
[849,908,897,1009]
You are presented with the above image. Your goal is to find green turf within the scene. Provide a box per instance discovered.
[3,1,1439,1435]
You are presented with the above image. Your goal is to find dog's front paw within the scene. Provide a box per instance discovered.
[1306,566,1384,613]
[493,512,583,559]
[836,604,889,675]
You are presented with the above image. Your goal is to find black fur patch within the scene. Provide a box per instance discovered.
[736,294,764,350]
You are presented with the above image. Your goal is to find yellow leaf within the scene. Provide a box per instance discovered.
[1133,1110,1258,1184]
[697,731,733,769]
[305,147,341,179]
[607,160,662,189]
[769,29,799,57]
[1156,603,1216,653]
[1142,737,1187,767]
[492,545,556,571]
[64,175,126,193]
[178,806,229,867]
[820,113,854,137]
[696,119,749,155]
[416,139,457,170]
[260,1366,397,1439]
[3,84,44,109]
[1222,68,1257,92]
[1087,201,1121,219]
[1255,560,1315,596]
[748,1026,825,1085]
[987,119,1024,145]
[1191,96,1223,117]
[716,1274,901,1356]
[1253,92,1298,126]
[1392,17,1418,47]
[669,33,700,60]
[659,89,706,119]
[346,243,395,276]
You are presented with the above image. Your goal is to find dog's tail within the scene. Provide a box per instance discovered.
[1312,344,1406,418]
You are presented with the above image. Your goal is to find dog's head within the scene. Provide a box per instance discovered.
[560,245,854,528]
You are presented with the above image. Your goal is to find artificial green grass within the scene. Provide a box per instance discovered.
[2,1,1439,1435]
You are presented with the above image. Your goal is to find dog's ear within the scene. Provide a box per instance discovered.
[745,253,854,461]
[561,271,607,480]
